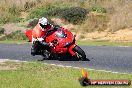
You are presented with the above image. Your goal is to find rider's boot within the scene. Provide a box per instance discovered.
[38,50,50,61]
[31,43,37,56]
[31,47,36,56]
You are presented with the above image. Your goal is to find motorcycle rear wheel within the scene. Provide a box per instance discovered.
[73,45,87,61]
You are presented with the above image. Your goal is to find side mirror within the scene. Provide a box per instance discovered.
[74,35,76,37]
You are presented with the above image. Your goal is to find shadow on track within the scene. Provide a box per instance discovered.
[59,58,91,61]
[38,56,91,61]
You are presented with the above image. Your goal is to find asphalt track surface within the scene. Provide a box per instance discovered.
[0,44,132,73]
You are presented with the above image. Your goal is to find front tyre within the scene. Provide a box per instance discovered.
[73,45,87,61]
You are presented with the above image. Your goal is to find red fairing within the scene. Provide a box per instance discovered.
[45,27,76,54]
[69,44,76,56]
[25,29,32,42]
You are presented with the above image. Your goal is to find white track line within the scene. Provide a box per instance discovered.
[1,59,130,74]
[118,46,131,47]
[45,63,130,75]
[0,59,9,62]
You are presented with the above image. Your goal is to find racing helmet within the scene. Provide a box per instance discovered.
[39,17,49,30]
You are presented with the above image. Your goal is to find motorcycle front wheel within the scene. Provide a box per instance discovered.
[73,45,87,61]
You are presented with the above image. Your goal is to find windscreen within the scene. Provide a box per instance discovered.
[56,29,67,38]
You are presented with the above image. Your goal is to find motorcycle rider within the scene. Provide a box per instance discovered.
[31,17,55,58]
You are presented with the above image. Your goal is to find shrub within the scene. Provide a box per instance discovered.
[44,6,88,24]
[91,7,107,13]
[28,5,62,19]
[28,6,88,24]
[0,27,5,35]
[43,6,63,17]
[27,18,39,28]
[28,7,47,19]
[0,30,27,41]
[61,7,88,24]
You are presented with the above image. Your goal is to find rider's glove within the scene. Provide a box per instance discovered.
[49,42,53,47]
[39,41,53,47]
[40,41,49,46]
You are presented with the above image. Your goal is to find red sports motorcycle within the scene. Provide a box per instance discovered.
[25,27,88,61]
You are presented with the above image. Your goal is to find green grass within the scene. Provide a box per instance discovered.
[0,61,131,88]
[77,40,132,46]
[0,40,29,44]
[0,40,132,46]
[27,6,88,24]
[0,30,28,41]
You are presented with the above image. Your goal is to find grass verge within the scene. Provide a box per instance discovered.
[0,61,131,88]
[0,40,29,44]
[0,40,132,46]
[77,40,132,46]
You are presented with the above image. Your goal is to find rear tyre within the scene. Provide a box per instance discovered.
[41,50,51,60]
[73,45,87,61]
